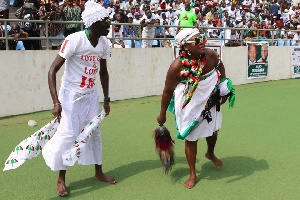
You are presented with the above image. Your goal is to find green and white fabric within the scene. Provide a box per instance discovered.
[218,78,236,109]
[3,118,59,171]
[173,70,222,141]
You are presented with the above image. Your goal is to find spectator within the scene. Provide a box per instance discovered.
[207,19,220,38]
[133,12,141,24]
[127,7,135,18]
[177,2,197,34]
[13,0,40,9]
[275,34,286,46]
[172,0,180,11]
[134,4,142,16]
[111,4,120,20]
[160,13,168,25]
[225,23,241,46]
[270,0,279,18]
[281,8,289,22]
[15,0,40,50]
[106,1,114,14]
[221,11,229,24]
[163,20,175,39]
[124,0,134,12]
[205,7,214,21]
[118,0,126,8]
[60,0,84,37]
[288,6,296,21]
[0,12,11,50]
[39,0,64,49]
[286,32,294,46]
[123,17,138,47]
[154,18,164,47]
[154,7,162,20]
[140,9,155,48]
[164,0,172,10]
[108,25,125,48]
[245,31,255,43]
[166,7,175,22]
[0,0,10,19]
[228,5,236,20]
[222,17,231,28]
[8,23,28,50]
[119,9,128,23]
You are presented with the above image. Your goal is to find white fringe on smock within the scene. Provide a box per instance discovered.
[174,71,222,141]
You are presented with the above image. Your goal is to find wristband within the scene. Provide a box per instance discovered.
[54,103,61,107]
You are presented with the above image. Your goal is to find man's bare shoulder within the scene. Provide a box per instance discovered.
[170,56,183,69]
[168,57,183,76]
[205,48,218,59]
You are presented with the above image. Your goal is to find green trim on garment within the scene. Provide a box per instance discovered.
[176,120,199,140]
[220,78,236,109]
[167,96,175,114]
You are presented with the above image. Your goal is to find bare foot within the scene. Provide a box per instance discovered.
[184,176,198,189]
[95,173,117,184]
[205,153,223,167]
[56,182,68,196]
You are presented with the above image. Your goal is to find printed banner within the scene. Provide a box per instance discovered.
[247,42,269,79]
[290,47,300,78]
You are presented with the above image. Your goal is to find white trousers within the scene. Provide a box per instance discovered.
[42,88,102,171]
[142,29,154,48]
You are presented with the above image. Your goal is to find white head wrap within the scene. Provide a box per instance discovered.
[175,28,200,46]
[82,0,110,28]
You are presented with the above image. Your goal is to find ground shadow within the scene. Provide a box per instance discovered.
[49,157,188,199]
[199,156,269,183]
[170,156,269,185]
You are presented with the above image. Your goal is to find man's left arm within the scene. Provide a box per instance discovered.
[100,59,110,116]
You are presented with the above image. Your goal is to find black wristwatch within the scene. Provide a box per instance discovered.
[104,97,110,102]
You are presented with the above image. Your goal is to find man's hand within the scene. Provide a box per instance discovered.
[52,104,62,123]
[157,114,166,126]
[13,33,20,42]
[103,101,110,116]
[220,96,228,105]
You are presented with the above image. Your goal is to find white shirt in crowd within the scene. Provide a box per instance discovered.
[289,9,296,20]
[141,13,155,32]
[166,10,175,20]
[228,9,236,19]
[243,0,251,6]
[133,18,142,25]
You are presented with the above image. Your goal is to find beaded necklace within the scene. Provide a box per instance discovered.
[179,43,208,109]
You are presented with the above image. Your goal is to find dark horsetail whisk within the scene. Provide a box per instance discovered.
[153,126,175,174]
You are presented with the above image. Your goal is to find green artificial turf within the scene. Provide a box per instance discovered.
[1,79,299,200]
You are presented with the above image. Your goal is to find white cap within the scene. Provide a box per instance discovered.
[82,0,110,28]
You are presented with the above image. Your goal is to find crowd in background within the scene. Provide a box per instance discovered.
[1,0,300,49]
